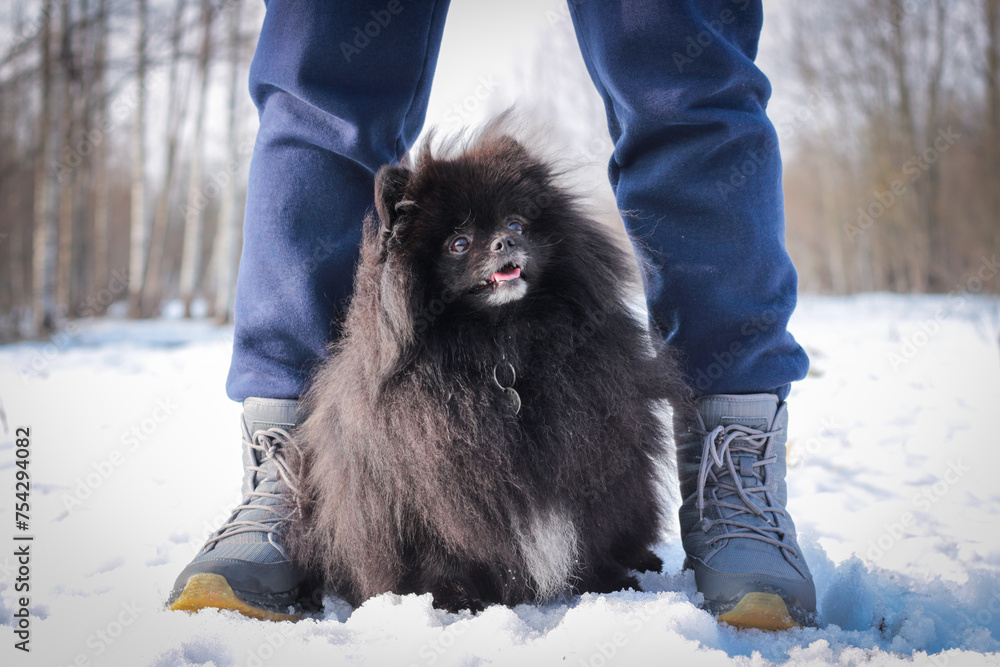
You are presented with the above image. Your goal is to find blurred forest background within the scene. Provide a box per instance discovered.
[0,0,997,342]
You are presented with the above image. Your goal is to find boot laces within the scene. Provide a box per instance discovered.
[695,421,798,557]
[203,427,301,557]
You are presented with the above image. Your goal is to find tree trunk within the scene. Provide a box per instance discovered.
[4,56,26,328]
[922,0,948,289]
[179,0,214,318]
[32,0,61,337]
[8,179,25,329]
[92,0,110,312]
[72,0,93,315]
[214,0,243,325]
[986,0,1000,269]
[816,133,848,294]
[142,0,188,317]
[56,0,76,316]
[127,0,148,318]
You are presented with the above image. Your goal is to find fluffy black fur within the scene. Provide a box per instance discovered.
[287,123,689,613]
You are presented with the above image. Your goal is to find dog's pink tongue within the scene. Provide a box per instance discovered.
[492,267,521,283]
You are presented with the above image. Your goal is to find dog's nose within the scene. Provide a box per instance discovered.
[491,235,517,253]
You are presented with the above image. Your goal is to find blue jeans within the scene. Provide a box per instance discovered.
[226,0,809,403]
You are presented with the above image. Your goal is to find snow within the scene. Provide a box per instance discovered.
[1,293,999,666]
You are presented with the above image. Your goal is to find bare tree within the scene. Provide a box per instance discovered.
[2,0,267,336]
[179,0,214,318]
[91,0,111,310]
[32,0,61,336]
[142,0,188,316]
[986,0,1000,256]
[57,0,77,314]
[780,0,978,295]
[213,0,243,324]
[2,0,997,344]
[1,20,28,335]
[127,0,149,318]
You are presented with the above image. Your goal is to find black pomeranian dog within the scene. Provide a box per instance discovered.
[287,121,688,613]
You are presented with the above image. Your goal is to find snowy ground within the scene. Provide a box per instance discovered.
[1,293,999,666]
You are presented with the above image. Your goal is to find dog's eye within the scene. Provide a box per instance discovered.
[506,219,524,234]
[450,236,471,254]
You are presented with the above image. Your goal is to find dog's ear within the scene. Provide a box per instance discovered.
[374,164,413,232]
[495,135,530,160]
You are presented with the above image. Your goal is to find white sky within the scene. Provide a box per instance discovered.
[422,0,797,143]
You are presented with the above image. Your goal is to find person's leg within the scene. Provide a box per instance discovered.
[566,0,808,398]
[171,0,452,619]
[227,0,452,402]
[568,0,815,628]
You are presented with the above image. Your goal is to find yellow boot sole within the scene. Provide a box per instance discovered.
[169,573,301,622]
[717,592,799,631]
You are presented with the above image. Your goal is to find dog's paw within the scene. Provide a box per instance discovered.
[615,546,663,574]
[430,585,486,614]
[629,548,664,574]
[579,568,641,595]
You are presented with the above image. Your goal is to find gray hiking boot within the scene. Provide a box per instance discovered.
[169,398,308,621]
[676,393,816,629]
